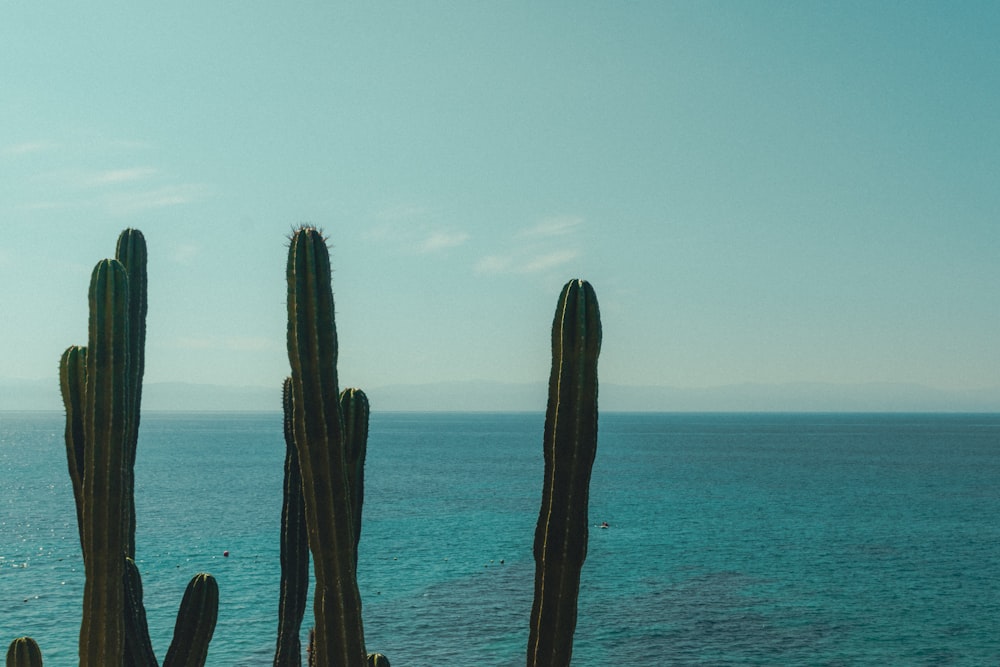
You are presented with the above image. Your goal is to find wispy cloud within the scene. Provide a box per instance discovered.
[516,216,583,238]
[364,205,471,255]
[418,231,470,253]
[475,216,585,275]
[3,141,60,156]
[169,242,201,264]
[76,167,158,188]
[104,184,207,215]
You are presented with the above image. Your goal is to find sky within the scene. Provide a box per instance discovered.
[2,2,999,397]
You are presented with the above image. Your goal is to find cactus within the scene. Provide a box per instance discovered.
[366,653,390,667]
[285,226,367,665]
[60,345,87,553]
[340,387,369,568]
[77,257,131,666]
[123,557,158,667]
[5,638,43,667]
[163,573,219,667]
[526,279,602,667]
[275,378,309,667]
[43,229,215,667]
[115,229,148,559]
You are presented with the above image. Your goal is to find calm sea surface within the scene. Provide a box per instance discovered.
[2,411,999,665]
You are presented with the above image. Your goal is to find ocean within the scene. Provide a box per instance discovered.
[2,411,999,665]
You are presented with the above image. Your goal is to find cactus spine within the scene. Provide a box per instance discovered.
[5,638,43,667]
[285,226,366,665]
[527,279,601,667]
[162,573,219,667]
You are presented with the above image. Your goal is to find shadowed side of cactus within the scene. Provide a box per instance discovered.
[115,228,147,560]
[162,573,219,667]
[340,388,369,568]
[286,226,366,666]
[6,637,43,667]
[78,258,131,667]
[275,378,309,667]
[123,557,159,667]
[60,345,87,553]
[527,279,601,667]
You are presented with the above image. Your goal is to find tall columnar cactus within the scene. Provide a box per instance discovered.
[77,257,132,666]
[162,573,219,667]
[115,229,148,559]
[285,226,367,665]
[275,378,309,667]
[527,279,601,667]
[5,637,43,667]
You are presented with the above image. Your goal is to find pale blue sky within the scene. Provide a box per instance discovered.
[2,2,998,394]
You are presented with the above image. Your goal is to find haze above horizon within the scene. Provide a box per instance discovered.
[3,3,998,401]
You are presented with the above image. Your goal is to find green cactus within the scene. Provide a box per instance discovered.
[526,279,602,667]
[5,637,43,667]
[77,257,131,666]
[366,653,390,667]
[275,378,309,667]
[340,387,369,569]
[123,557,158,667]
[60,345,87,553]
[162,573,219,667]
[285,226,367,665]
[49,230,214,667]
[115,228,148,560]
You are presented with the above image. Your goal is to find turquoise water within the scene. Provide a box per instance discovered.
[2,411,1000,665]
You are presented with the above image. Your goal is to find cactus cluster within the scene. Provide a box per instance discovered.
[9,227,601,667]
[11,230,218,666]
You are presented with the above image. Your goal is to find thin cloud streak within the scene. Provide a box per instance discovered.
[76,167,158,187]
[516,216,583,238]
[3,141,61,156]
[419,231,470,253]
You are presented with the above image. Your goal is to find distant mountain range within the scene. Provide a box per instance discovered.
[2,377,999,413]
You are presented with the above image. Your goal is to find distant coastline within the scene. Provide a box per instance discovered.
[2,377,998,413]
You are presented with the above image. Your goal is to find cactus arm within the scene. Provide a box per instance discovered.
[79,258,131,666]
[115,228,147,559]
[60,345,87,555]
[123,557,159,667]
[527,279,601,667]
[5,637,43,667]
[366,653,390,667]
[286,226,366,666]
[340,387,369,569]
[275,377,309,667]
[162,573,219,667]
